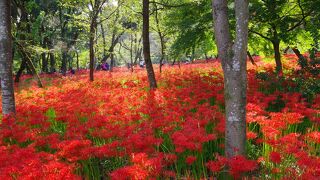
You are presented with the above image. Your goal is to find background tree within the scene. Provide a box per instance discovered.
[164,0,215,62]
[89,0,108,81]
[249,0,314,73]
[0,0,16,115]
[143,0,157,89]
[212,0,249,157]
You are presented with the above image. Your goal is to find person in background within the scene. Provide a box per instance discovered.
[101,60,109,71]
[69,67,75,74]
[139,60,145,68]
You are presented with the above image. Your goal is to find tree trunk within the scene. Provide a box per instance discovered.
[154,2,166,73]
[100,22,106,57]
[41,52,48,73]
[0,0,16,115]
[15,59,27,82]
[89,19,96,81]
[76,50,79,70]
[16,42,44,88]
[247,51,256,65]
[59,8,68,76]
[143,0,157,89]
[48,40,55,73]
[272,40,282,73]
[61,50,68,75]
[41,24,48,73]
[172,59,176,65]
[212,0,249,158]
[292,47,308,69]
[134,34,142,65]
[283,46,290,54]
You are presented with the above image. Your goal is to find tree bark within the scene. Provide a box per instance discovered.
[247,51,256,65]
[154,2,166,73]
[16,42,44,88]
[48,39,56,73]
[41,24,48,73]
[76,50,79,70]
[272,40,282,73]
[143,0,157,89]
[0,0,16,115]
[89,19,96,81]
[15,59,27,83]
[100,23,106,57]
[212,0,249,158]
[59,7,68,76]
[292,47,308,69]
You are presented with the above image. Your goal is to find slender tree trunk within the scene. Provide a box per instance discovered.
[154,3,166,73]
[272,40,282,73]
[212,0,249,158]
[109,33,116,71]
[15,3,31,80]
[130,35,134,67]
[172,59,176,65]
[283,46,290,54]
[41,24,48,73]
[143,0,157,89]
[247,51,256,65]
[59,8,68,76]
[15,59,27,82]
[134,34,142,65]
[47,39,56,73]
[76,51,79,70]
[61,50,68,75]
[16,42,43,88]
[89,19,96,81]
[100,23,106,57]
[292,47,308,69]
[0,0,16,115]
[41,52,48,73]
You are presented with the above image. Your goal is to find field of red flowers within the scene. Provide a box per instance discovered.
[0,56,319,179]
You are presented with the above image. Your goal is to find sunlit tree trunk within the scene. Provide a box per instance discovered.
[154,2,166,73]
[272,39,282,73]
[292,47,308,69]
[247,51,256,65]
[143,0,157,89]
[212,0,249,158]
[89,18,97,81]
[0,0,16,115]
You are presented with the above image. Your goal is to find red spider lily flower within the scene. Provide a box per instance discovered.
[163,153,177,165]
[269,151,282,164]
[247,131,258,140]
[304,131,320,144]
[163,170,176,178]
[186,156,197,165]
[57,140,92,162]
[206,160,224,173]
[271,168,280,174]
[228,155,258,178]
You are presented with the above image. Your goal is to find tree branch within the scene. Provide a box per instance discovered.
[149,1,189,8]
[249,29,272,41]
[286,10,312,32]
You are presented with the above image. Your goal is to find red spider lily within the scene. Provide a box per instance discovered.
[57,140,93,162]
[0,57,319,178]
[246,131,258,140]
[186,156,197,165]
[304,131,320,144]
[269,151,282,164]
[228,155,258,178]
[110,153,163,180]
